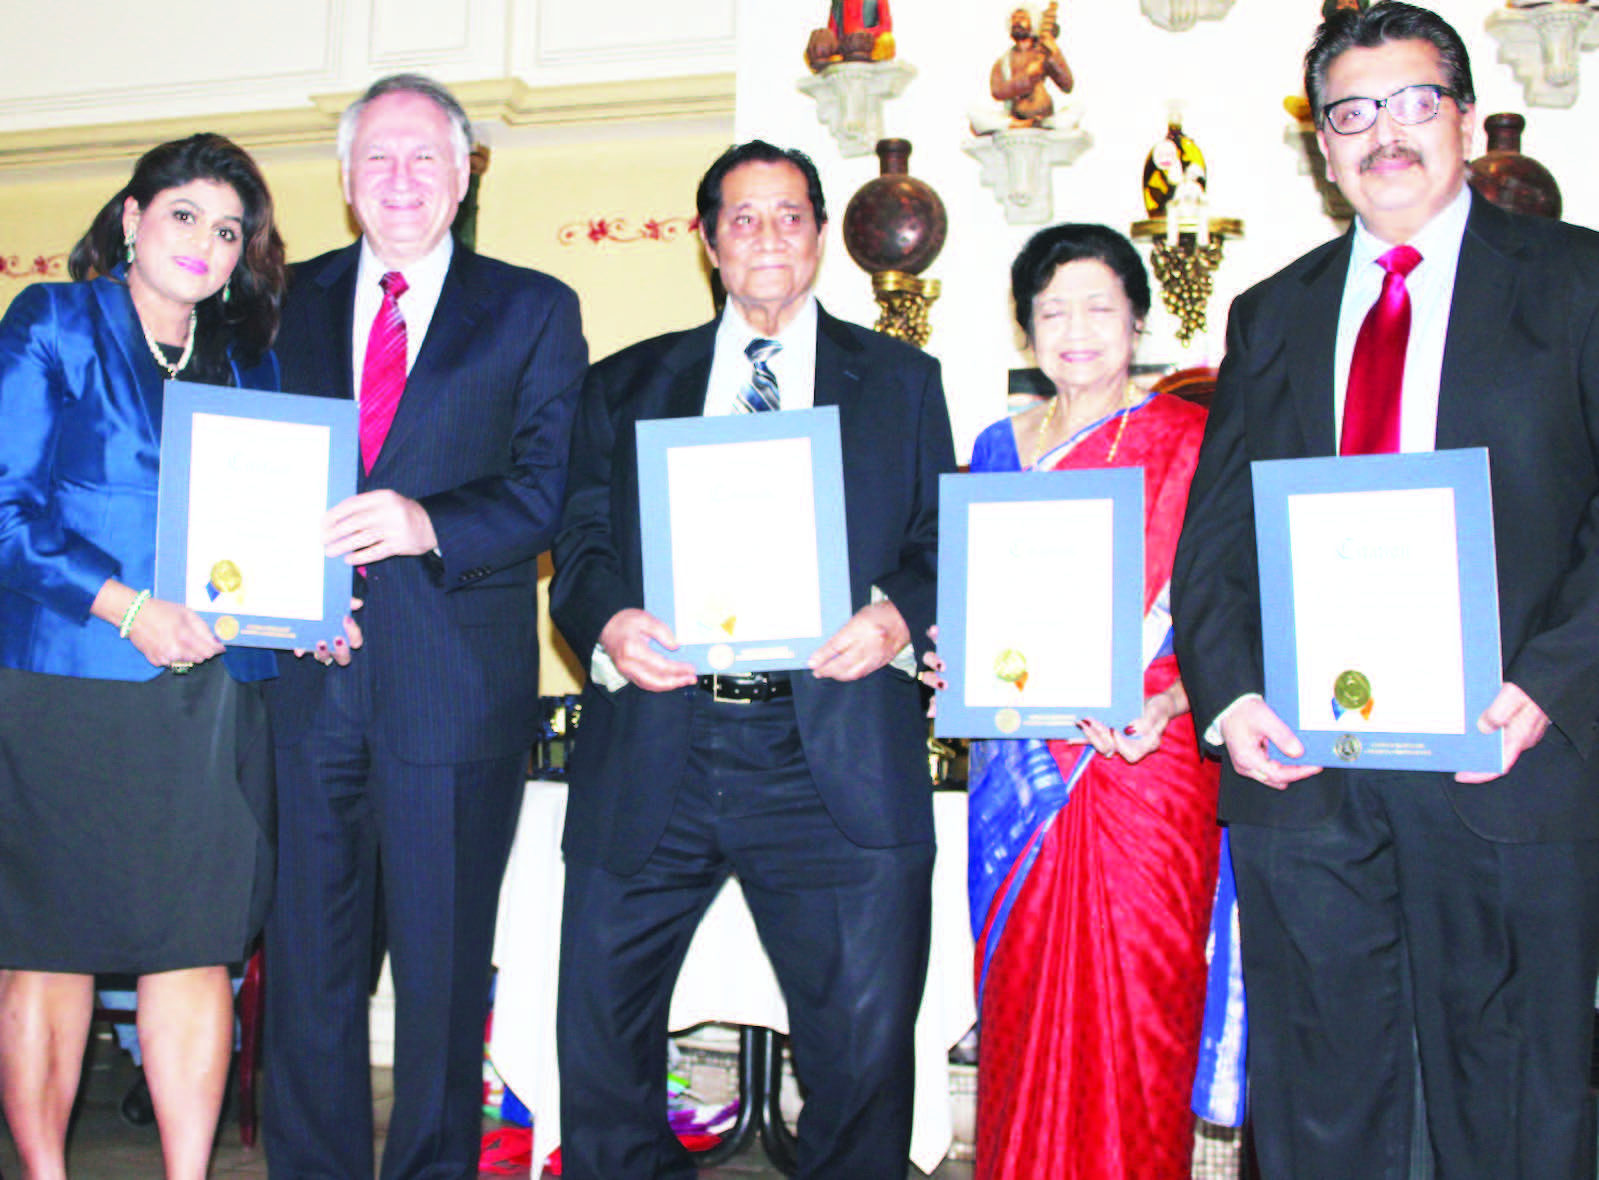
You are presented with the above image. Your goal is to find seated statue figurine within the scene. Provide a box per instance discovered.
[805,0,895,71]
[970,5,1077,135]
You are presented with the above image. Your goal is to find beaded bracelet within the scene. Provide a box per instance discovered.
[118,589,152,639]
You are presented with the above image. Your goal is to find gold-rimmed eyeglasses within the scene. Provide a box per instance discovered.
[1320,83,1457,136]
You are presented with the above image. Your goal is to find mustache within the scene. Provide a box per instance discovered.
[1360,143,1422,173]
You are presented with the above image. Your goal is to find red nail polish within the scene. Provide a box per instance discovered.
[1124,724,1136,735]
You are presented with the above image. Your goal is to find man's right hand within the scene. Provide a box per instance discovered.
[599,608,699,692]
[1220,697,1323,789]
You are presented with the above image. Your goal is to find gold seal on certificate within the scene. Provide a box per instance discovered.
[209,560,243,594]
[1333,669,1371,711]
[994,648,1029,693]
[214,615,240,642]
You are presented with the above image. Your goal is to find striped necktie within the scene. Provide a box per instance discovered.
[736,337,781,414]
[1340,244,1421,456]
[360,270,409,473]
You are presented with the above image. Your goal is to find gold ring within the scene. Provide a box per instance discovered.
[172,662,194,675]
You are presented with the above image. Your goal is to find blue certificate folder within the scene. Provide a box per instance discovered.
[935,467,1145,740]
[637,407,852,674]
[154,381,357,650]
[1253,448,1504,773]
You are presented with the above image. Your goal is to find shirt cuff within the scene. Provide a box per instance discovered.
[870,584,917,677]
[1205,692,1263,747]
[590,644,629,693]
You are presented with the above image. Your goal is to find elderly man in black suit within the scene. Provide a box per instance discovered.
[1172,5,1599,1178]
[262,74,586,1180]
[550,140,955,1179]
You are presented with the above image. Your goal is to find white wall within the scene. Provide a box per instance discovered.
[735,0,1599,459]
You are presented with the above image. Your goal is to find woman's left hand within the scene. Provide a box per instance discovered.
[1076,681,1187,765]
[295,598,364,666]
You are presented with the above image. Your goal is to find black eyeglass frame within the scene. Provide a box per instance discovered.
[1319,83,1459,136]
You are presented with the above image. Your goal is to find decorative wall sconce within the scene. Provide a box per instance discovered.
[963,127,1093,225]
[797,61,918,158]
[1141,0,1236,32]
[1486,1,1599,109]
[1282,97,1355,221]
[842,139,947,346]
[1131,214,1242,347]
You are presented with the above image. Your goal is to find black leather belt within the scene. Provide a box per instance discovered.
[696,671,793,704]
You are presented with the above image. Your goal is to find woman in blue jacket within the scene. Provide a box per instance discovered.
[0,133,285,1179]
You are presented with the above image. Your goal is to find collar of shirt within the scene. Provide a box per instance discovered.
[703,295,819,417]
[351,234,454,400]
[1333,181,1472,453]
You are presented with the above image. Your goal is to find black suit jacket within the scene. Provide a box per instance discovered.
[266,241,587,763]
[1172,193,1599,843]
[550,307,955,875]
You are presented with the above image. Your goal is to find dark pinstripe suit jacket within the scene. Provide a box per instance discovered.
[265,240,587,763]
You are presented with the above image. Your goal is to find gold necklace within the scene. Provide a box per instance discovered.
[141,309,197,379]
[1031,381,1140,468]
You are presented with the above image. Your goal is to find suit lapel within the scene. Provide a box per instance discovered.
[1436,196,1521,450]
[92,276,161,438]
[303,244,358,402]
[814,305,864,412]
[370,246,475,474]
[658,320,719,419]
[1288,233,1351,456]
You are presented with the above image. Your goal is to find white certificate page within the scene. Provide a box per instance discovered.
[963,498,1114,710]
[185,413,330,620]
[1287,486,1465,734]
[665,436,824,645]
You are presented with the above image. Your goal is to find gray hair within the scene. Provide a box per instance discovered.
[335,73,472,166]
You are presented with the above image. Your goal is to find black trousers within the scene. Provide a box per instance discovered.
[263,658,524,1180]
[1231,770,1599,1180]
[557,691,934,1180]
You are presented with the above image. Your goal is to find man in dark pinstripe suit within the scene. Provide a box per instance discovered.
[260,74,587,1180]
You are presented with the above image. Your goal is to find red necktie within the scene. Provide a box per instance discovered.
[360,271,409,474]
[1340,244,1422,456]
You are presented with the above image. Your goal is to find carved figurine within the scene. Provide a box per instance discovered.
[1321,0,1368,19]
[805,0,896,72]
[970,5,1076,134]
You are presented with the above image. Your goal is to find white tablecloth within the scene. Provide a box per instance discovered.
[490,781,976,1175]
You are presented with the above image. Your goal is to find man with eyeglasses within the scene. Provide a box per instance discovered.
[1173,4,1599,1177]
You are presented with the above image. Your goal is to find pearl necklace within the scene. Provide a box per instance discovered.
[141,309,197,379]
[1030,380,1139,469]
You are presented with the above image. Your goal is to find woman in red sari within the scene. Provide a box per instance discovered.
[965,224,1223,1179]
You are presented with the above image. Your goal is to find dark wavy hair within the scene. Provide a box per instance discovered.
[1305,1,1475,127]
[1010,223,1152,337]
[695,140,828,249]
[68,133,286,381]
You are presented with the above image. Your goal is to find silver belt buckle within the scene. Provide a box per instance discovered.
[710,675,754,705]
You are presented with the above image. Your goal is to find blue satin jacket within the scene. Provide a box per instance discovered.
[0,274,278,682]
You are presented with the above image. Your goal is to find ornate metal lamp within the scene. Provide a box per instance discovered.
[841,139,948,347]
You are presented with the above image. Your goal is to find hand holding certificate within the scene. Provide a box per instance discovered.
[155,381,358,650]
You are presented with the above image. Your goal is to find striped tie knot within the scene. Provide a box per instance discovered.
[381,270,409,301]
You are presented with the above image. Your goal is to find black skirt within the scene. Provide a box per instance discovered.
[0,659,273,974]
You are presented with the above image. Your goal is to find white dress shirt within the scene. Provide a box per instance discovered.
[703,296,819,416]
[1332,181,1471,454]
[350,234,454,401]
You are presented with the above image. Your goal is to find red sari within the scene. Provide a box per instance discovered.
[969,392,1221,1180]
